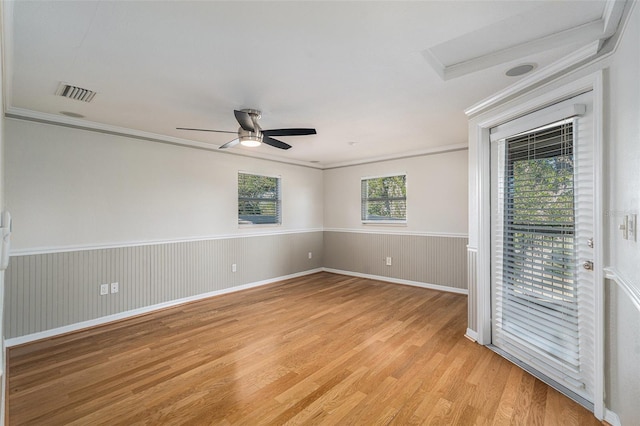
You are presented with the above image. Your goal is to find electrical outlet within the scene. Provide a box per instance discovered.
[100,284,109,296]
[308,252,313,259]
[385,257,392,266]
[110,282,119,294]
[232,263,237,273]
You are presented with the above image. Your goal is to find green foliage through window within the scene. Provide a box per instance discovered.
[238,173,281,224]
[503,121,576,307]
[361,175,407,221]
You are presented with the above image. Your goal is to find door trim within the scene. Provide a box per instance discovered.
[470,71,604,419]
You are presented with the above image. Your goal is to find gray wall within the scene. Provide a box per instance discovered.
[5,229,473,340]
[324,231,467,291]
[5,231,323,339]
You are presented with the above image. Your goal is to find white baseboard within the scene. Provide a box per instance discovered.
[322,268,468,295]
[465,328,478,342]
[5,268,323,347]
[604,408,621,426]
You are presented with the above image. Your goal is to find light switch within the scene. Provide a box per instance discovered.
[620,215,629,240]
[629,214,637,242]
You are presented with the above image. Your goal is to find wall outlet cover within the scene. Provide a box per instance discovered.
[110,282,119,293]
[100,283,109,296]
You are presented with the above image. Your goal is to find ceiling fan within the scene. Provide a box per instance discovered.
[177,109,316,150]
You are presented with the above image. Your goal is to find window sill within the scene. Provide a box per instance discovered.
[238,222,282,228]
[362,221,408,226]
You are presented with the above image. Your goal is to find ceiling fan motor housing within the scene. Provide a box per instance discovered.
[241,109,261,120]
[238,109,263,145]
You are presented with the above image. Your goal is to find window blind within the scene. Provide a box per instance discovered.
[238,172,281,225]
[361,175,407,222]
[492,117,595,403]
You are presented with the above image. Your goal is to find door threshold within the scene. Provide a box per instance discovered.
[487,344,594,412]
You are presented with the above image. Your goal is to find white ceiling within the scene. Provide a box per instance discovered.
[5,1,624,168]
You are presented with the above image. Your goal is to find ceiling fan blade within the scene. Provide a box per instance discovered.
[218,138,240,149]
[234,110,255,132]
[263,135,292,150]
[176,127,237,134]
[262,128,317,137]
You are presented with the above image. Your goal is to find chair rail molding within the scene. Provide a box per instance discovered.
[604,267,640,313]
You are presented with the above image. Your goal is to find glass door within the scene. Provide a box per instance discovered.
[490,93,595,407]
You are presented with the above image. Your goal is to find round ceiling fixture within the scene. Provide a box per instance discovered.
[60,111,85,118]
[239,135,262,147]
[505,63,536,77]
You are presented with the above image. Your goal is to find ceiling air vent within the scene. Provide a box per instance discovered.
[56,82,97,102]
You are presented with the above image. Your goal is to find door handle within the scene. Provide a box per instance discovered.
[583,261,594,271]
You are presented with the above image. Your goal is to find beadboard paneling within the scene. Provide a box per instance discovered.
[5,231,323,339]
[323,231,467,290]
[467,247,478,335]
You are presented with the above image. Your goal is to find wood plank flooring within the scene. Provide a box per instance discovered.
[7,272,603,425]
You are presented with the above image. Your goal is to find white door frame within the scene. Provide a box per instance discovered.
[470,71,605,419]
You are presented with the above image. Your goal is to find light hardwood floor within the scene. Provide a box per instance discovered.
[7,272,603,425]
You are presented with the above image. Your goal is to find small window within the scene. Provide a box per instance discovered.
[361,174,407,223]
[238,172,281,225]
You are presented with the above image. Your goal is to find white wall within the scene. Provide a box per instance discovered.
[606,1,640,285]
[323,149,468,235]
[603,3,640,424]
[5,119,324,252]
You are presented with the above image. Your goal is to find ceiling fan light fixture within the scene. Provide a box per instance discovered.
[240,136,262,147]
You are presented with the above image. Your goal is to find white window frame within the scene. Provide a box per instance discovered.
[237,171,282,226]
[360,173,407,224]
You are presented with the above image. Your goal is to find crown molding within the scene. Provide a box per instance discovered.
[321,143,468,169]
[5,106,469,171]
[602,0,627,37]
[426,0,627,82]
[434,21,603,81]
[5,107,325,169]
[1,0,14,113]
[464,41,600,117]
[465,0,632,118]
